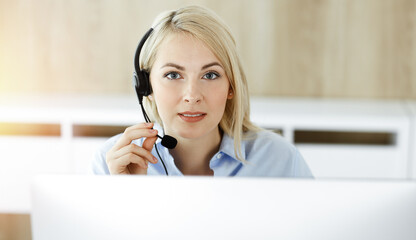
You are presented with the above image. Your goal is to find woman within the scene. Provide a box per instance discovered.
[92,5,313,177]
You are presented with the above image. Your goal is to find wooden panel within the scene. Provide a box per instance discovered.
[0,214,31,240]
[72,124,128,137]
[0,0,415,98]
[294,130,395,145]
[0,122,60,136]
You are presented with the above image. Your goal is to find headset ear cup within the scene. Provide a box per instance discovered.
[133,71,141,100]
[139,70,151,96]
[141,71,152,96]
[134,70,152,97]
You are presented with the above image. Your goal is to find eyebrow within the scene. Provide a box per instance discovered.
[201,62,222,70]
[161,63,185,71]
[160,62,223,71]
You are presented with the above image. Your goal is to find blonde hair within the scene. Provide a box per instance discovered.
[140,5,260,162]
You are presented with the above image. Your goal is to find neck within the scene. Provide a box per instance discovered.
[169,128,222,176]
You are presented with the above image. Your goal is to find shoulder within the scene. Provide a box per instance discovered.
[244,130,294,155]
[100,133,124,153]
[242,130,313,178]
[91,134,123,175]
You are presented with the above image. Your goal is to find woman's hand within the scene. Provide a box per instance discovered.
[106,122,158,175]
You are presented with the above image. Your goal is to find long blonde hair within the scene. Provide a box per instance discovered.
[140,5,260,162]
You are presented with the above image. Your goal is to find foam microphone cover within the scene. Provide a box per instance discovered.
[161,135,177,149]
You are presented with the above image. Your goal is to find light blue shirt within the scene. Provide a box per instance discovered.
[92,130,313,177]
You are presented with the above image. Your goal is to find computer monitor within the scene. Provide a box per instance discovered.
[31,175,416,240]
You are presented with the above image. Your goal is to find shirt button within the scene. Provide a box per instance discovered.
[216,153,222,159]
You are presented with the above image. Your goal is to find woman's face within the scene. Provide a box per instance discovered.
[150,33,232,140]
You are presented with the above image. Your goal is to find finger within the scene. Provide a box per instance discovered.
[127,162,147,175]
[113,143,158,164]
[117,152,148,170]
[112,123,157,151]
[107,150,149,175]
[142,136,158,152]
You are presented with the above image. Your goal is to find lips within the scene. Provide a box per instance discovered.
[179,111,206,116]
[178,111,207,123]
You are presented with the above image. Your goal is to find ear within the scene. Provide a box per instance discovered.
[227,91,234,100]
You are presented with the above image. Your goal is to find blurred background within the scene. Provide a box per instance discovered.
[1,0,415,239]
[1,0,415,98]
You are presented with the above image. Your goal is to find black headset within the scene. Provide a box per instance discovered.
[133,28,177,175]
[133,28,153,99]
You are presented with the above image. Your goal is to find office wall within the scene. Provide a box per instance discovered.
[0,0,415,98]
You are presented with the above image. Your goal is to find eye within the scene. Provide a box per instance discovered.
[203,71,220,80]
[164,72,182,80]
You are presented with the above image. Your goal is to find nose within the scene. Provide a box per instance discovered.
[183,79,202,104]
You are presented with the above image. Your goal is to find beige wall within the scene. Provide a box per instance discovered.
[1,0,415,99]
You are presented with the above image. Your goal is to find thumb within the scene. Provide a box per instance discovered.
[142,136,158,152]
[129,137,158,175]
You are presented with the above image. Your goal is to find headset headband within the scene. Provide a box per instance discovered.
[134,28,154,73]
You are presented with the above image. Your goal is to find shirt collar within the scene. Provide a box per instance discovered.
[217,133,246,162]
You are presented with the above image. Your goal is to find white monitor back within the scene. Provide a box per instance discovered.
[31,175,416,240]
